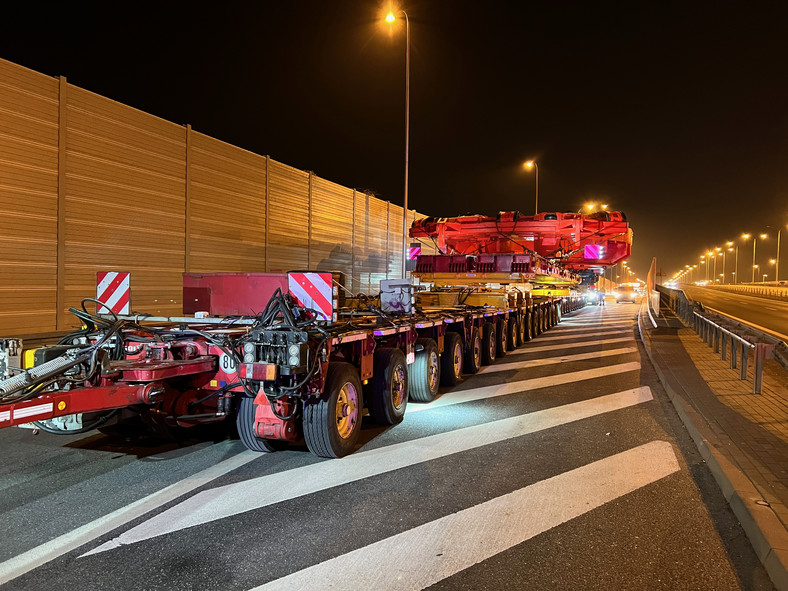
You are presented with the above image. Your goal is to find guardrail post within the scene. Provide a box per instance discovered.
[713,327,720,354]
[753,343,767,394]
[741,347,749,381]
[721,333,727,361]
[730,339,738,369]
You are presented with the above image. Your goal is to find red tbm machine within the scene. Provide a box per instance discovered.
[0,210,631,458]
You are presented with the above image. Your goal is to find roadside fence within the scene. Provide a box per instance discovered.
[657,286,787,394]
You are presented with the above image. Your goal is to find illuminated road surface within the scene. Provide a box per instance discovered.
[0,304,773,590]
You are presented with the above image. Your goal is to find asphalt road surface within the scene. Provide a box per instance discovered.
[0,303,774,590]
[681,286,788,339]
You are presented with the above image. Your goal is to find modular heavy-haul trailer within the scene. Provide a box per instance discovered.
[0,270,578,458]
[0,210,631,459]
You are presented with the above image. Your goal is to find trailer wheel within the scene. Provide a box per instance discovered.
[236,397,278,453]
[464,326,482,374]
[409,338,441,402]
[441,332,463,386]
[303,362,363,458]
[532,310,542,336]
[495,318,508,357]
[508,317,519,349]
[481,322,496,365]
[521,312,531,342]
[368,348,409,425]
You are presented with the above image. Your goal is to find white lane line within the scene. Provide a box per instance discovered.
[559,320,634,327]
[509,336,634,355]
[82,386,653,555]
[764,306,778,311]
[252,440,679,591]
[479,347,637,374]
[0,448,260,587]
[546,325,633,335]
[533,329,631,342]
[408,361,641,413]
[552,320,635,332]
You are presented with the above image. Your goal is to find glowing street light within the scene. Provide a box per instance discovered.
[384,8,411,278]
[523,160,538,215]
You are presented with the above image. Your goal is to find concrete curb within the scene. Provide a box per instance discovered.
[637,309,788,591]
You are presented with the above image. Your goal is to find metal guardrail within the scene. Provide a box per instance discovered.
[657,285,783,394]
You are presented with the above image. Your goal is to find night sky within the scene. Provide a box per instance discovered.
[3,1,786,280]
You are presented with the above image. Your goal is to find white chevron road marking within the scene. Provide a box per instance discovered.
[407,361,641,413]
[508,336,633,355]
[0,447,260,586]
[479,346,637,374]
[534,328,630,341]
[252,440,679,591]
[82,386,653,555]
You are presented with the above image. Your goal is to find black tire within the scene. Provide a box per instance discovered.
[441,332,464,386]
[533,309,542,336]
[368,348,408,425]
[521,312,531,342]
[236,396,278,453]
[481,322,496,365]
[495,318,508,357]
[410,338,441,402]
[464,326,482,374]
[508,317,519,349]
[303,362,363,458]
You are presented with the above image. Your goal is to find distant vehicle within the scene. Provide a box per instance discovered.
[614,282,641,303]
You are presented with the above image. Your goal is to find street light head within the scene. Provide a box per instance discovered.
[761,233,768,239]
[742,233,751,239]
[523,160,535,170]
[726,241,733,247]
[385,12,396,22]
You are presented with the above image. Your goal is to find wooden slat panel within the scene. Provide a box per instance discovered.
[388,203,404,279]
[310,177,353,281]
[188,132,267,272]
[0,59,58,336]
[353,193,389,294]
[267,160,308,271]
[61,84,186,325]
[0,59,60,99]
[67,86,185,142]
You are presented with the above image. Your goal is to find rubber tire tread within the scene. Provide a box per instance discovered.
[508,317,519,349]
[303,362,363,458]
[482,322,496,365]
[495,318,508,357]
[236,396,277,452]
[410,338,441,402]
[464,326,482,374]
[441,332,463,386]
[522,312,532,342]
[368,348,408,425]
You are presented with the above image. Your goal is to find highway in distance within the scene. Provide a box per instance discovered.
[681,285,788,338]
[0,304,774,590]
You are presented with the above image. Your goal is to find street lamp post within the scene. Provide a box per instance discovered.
[524,160,539,215]
[777,229,782,283]
[752,233,767,282]
[385,9,411,278]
